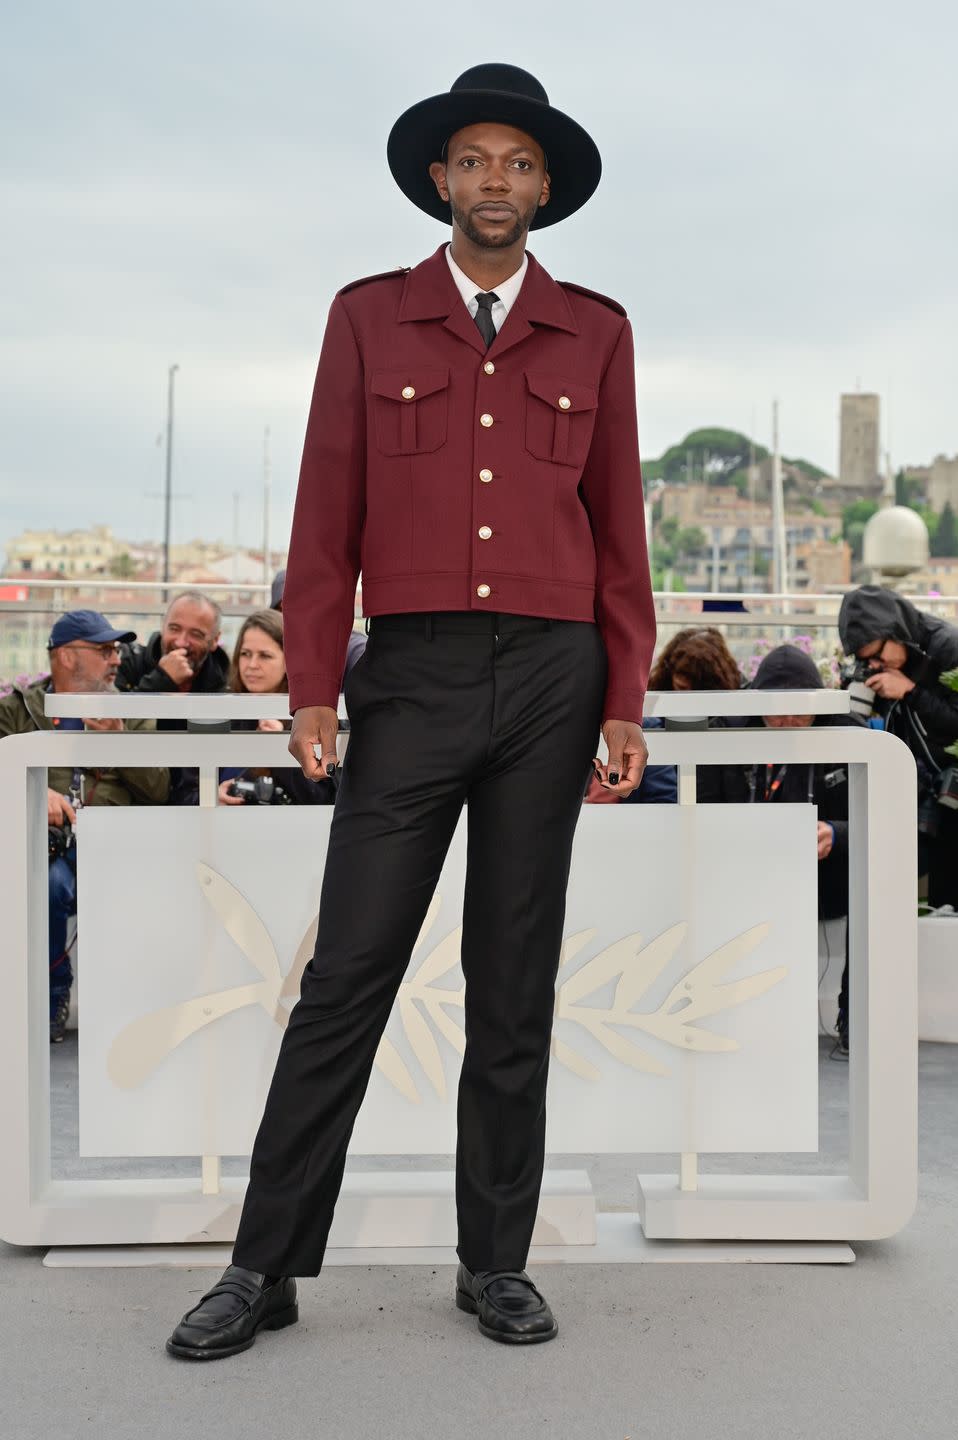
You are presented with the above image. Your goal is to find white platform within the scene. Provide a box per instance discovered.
[43,1213,854,1267]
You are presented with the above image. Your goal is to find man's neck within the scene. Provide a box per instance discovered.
[449,231,527,291]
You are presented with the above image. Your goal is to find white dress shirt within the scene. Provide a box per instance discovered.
[445,244,528,335]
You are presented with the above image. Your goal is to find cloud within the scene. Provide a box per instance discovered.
[2,0,956,561]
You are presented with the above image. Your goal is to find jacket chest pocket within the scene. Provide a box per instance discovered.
[524,373,598,467]
[370,367,449,456]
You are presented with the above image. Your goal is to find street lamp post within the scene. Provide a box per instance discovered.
[163,363,179,602]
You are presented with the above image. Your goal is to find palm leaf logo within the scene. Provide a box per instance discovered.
[108,868,785,1098]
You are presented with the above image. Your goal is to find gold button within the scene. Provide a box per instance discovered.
[479,468,493,483]
[478,526,492,540]
[483,361,495,375]
[401,385,415,400]
[476,583,491,598]
[480,413,494,427]
[558,395,571,410]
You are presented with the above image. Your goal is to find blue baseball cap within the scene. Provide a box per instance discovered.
[47,609,137,651]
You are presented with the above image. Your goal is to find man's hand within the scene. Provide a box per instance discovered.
[817,821,834,861]
[218,778,246,806]
[866,669,914,700]
[48,789,76,827]
[289,705,339,781]
[594,720,648,799]
[584,772,620,804]
[157,647,194,685]
[83,717,125,733]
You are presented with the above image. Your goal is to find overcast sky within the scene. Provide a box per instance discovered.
[2,0,955,562]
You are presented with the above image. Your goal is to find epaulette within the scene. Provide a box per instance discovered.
[558,280,627,317]
[338,267,410,296]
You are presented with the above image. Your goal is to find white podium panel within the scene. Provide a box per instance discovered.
[77,804,818,1159]
[0,724,917,1250]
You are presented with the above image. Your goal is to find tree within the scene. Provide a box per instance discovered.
[108,552,137,579]
[675,526,708,557]
[841,500,879,562]
[894,469,912,507]
[652,429,770,488]
[931,502,957,558]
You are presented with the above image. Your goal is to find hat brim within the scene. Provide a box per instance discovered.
[93,627,137,645]
[387,90,601,230]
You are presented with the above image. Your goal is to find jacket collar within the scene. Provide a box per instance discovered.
[398,244,578,359]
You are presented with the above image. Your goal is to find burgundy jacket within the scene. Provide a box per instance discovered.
[283,244,654,722]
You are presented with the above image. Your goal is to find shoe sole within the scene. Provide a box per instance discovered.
[455,1289,558,1344]
[165,1303,299,1361]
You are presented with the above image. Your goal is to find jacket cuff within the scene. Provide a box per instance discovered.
[602,690,646,726]
[287,673,342,715]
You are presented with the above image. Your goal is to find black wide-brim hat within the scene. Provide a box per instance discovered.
[387,63,601,230]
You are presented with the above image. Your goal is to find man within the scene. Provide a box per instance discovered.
[839,586,958,909]
[167,64,653,1360]
[0,611,170,1041]
[117,590,229,804]
[697,645,865,1054]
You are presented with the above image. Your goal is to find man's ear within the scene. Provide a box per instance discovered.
[538,171,551,210]
[428,160,449,203]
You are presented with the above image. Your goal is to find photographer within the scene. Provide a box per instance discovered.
[839,586,958,908]
[218,609,339,807]
[0,611,170,1042]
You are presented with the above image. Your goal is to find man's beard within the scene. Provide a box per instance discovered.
[451,198,537,249]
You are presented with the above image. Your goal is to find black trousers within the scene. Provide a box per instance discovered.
[232,612,606,1276]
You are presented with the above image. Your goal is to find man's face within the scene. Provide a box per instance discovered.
[763,713,814,729]
[51,641,121,693]
[428,123,550,249]
[162,599,219,669]
[856,637,908,672]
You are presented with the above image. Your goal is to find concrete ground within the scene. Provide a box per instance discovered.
[2,1038,956,1440]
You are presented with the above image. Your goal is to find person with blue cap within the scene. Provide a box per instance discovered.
[0,610,170,1040]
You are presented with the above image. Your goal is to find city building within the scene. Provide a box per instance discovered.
[792,538,852,591]
[928,455,958,514]
[3,524,122,576]
[839,393,882,495]
[656,485,841,591]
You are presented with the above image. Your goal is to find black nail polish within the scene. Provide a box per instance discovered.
[326,763,336,777]
[609,771,620,785]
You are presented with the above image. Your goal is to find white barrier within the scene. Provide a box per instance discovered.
[0,691,917,1258]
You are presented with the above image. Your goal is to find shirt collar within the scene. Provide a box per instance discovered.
[444,244,528,320]
[398,245,578,338]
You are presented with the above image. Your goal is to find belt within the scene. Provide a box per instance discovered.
[367,611,555,638]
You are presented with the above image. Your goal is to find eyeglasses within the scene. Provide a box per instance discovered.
[60,642,122,658]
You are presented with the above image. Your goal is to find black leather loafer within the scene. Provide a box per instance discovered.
[166,1265,298,1361]
[455,1264,558,1344]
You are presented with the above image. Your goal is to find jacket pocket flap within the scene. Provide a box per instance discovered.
[370,367,449,402]
[524,373,597,413]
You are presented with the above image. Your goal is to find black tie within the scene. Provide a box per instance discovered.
[473,292,499,349]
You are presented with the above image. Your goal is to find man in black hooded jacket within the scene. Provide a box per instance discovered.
[839,586,958,909]
[116,591,230,804]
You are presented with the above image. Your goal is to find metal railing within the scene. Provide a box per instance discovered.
[2,576,956,690]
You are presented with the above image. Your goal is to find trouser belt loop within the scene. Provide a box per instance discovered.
[424,614,434,642]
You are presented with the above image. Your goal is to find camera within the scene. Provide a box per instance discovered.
[48,822,75,860]
[839,657,876,718]
[226,776,292,806]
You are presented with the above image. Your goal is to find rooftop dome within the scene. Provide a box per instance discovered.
[862,505,929,576]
